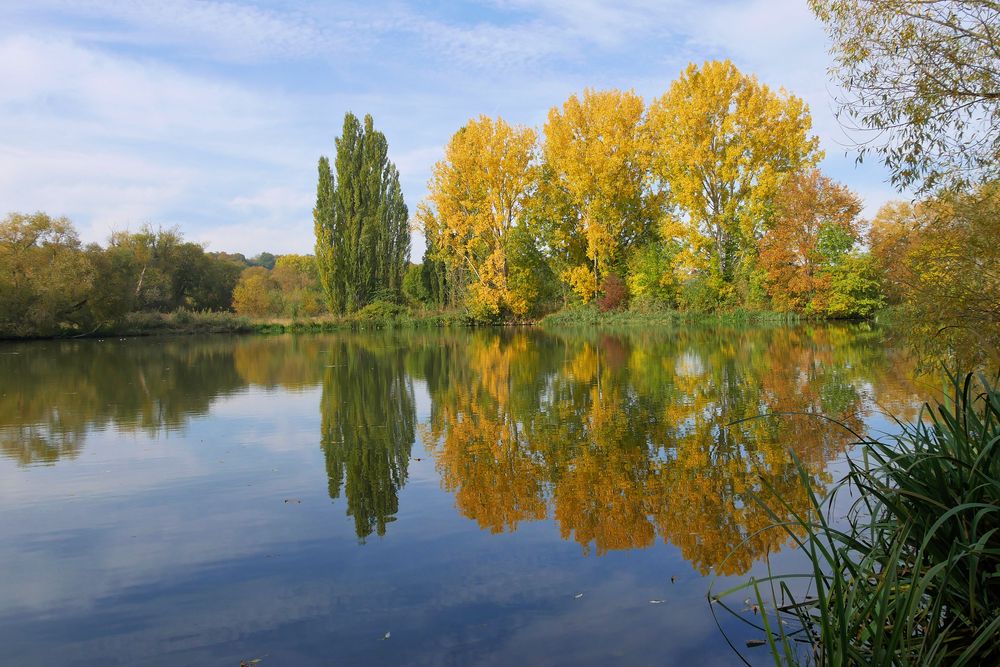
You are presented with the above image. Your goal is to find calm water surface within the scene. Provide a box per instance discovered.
[0,325,926,666]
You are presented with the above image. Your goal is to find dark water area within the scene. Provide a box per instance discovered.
[0,325,928,666]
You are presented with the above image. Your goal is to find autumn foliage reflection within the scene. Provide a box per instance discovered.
[420,326,886,574]
[0,328,926,572]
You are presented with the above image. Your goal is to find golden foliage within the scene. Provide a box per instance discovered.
[543,89,660,296]
[648,60,821,286]
[422,115,538,317]
[232,266,283,317]
[869,184,1000,364]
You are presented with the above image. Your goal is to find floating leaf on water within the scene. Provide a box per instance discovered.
[574,593,584,599]
[746,639,767,648]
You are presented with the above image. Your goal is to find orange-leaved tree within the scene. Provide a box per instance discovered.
[758,169,862,313]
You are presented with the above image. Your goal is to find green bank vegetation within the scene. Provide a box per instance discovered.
[716,372,1000,664]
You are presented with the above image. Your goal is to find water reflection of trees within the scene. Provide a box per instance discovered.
[1,326,926,571]
[318,336,415,541]
[417,325,906,574]
[0,338,245,465]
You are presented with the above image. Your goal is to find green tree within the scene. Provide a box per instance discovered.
[824,253,885,319]
[402,263,430,305]
[101,226,236,313]
[248,252,276,270]
[314,112,410,313]
[0,212,93,336]
[420,235,453,309]
[810,0,1000,191]
[626,241,680,308]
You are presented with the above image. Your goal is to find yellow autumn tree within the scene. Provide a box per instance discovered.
[648,60,821,305]
[232,266,283,317]
[542,89,660,302]
[420,116,538,318]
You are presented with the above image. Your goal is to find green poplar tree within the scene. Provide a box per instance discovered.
[314,112,409,313]
[313,156,341,312]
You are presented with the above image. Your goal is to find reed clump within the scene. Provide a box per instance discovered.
[717,371,1000,665]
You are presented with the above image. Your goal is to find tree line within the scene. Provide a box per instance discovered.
[414,60,884,320]
[3,324,925,565]
[3,0,997,344]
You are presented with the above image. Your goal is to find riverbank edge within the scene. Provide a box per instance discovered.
[1,304,885,341]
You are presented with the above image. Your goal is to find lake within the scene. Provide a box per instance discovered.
[0,325,927,666]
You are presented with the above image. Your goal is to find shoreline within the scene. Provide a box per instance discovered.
[0,306,879,342]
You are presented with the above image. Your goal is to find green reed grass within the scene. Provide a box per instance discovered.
[713,371,1000,666]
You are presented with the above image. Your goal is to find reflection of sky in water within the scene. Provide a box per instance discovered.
[0,329,925,666]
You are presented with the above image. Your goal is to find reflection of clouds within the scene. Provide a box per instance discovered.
[674,350,705,379]
[0,512,735,666]
[0,327,927,665]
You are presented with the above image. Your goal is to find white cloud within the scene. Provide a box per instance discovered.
[0,0,906,256]
[0,144,191,241]
[7,0,343,62]
[0,34,321,248]
[230,185,312,215]
[491,0,683,48]
[196,220,315,255]
[0,35,298,153]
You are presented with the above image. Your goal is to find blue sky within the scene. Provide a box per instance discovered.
[0,0,902,257]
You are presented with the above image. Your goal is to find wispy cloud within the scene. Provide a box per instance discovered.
[6,0,344,61]
[0,0,903,257]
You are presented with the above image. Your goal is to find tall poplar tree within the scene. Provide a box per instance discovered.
[314,112,410,313]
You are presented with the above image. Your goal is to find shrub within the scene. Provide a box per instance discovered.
[597,274,628,312]
[678,275,721,312]
[354,299,408,323]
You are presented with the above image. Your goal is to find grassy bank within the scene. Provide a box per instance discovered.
[5,303,858,341]
[715,371,1000,665]
[0,304,471,340]
[540,303,804,328]
[250,303,467,334]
